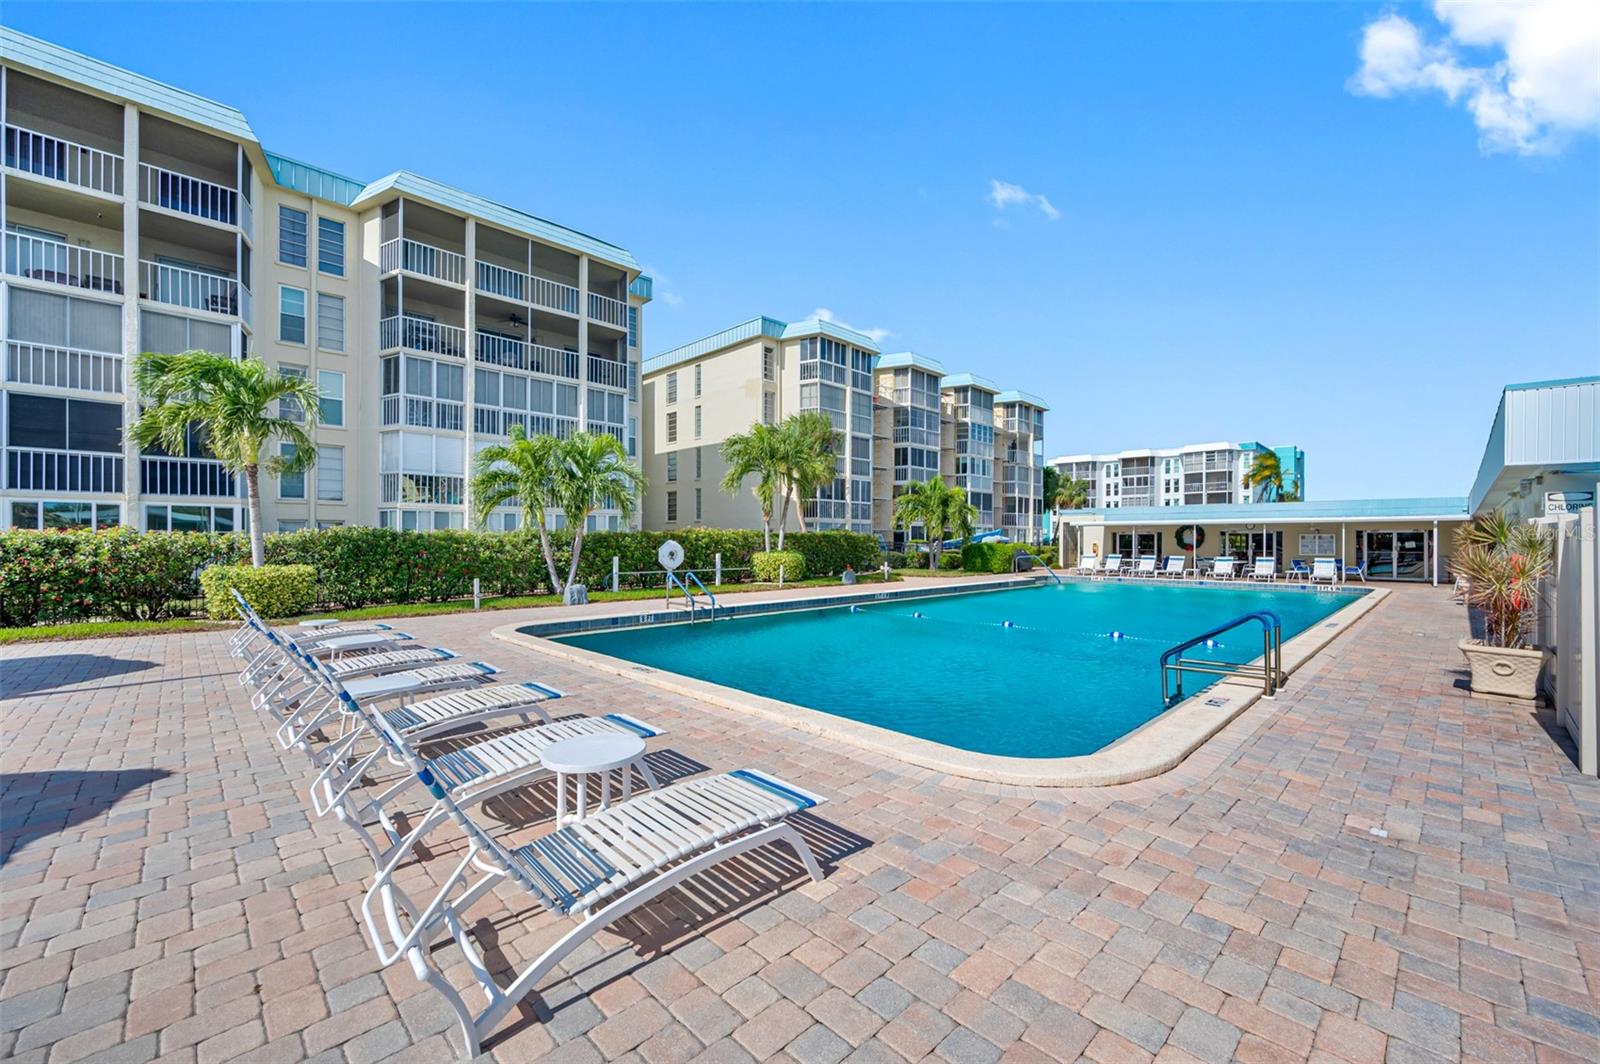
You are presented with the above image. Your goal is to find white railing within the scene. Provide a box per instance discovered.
[3,124,123,196]
[472,409,579,440]
[380,315,466,358]
[587,355,629,390]
[473,332,580,378]
[140,260,239,316]
[380,237,466,285]
[380,472,465,506]
[587,291,628,328]
[139,162,239,227]
[239,194,253,239]
[140,455,237,497]
[476,260,527,301]
[5,341,123,393]
[379,393,465,431]
[532,274,580,315]
[6,448,124,493]
[239,283,253,325]
[4,233,125,294]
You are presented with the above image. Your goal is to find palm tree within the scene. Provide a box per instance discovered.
[1049,476,1091,511]
[1243,450,1284,502]
[130,350,320,566]
[893,477,978,571]
[472,424,565,593]
[720,422,787,551]
[552,432,646,599]
[777,411,838,542]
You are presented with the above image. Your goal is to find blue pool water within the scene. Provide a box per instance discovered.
[554,582,1356,758]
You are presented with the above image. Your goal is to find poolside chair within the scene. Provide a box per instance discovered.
[1099,554,1125,578]
[1341,560,1369,583]
[1249,558,1276,582]
[1287,559,1311,582]
[1159,556,1188,579]
[1210,558,1236,580]
[1310,557,1339,587]
[1073,555,1102,577]
[1132,557,1158,578]
[355,695,826,1057]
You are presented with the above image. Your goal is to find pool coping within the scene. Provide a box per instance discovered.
[493,581,1389,787]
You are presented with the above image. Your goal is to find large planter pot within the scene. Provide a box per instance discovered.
[1458,639,1543,700]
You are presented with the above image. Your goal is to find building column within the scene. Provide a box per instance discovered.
[1432,519,1439,586]
[121,103,141,522]
[462,218,476,527]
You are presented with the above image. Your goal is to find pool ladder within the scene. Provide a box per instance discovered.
[666,570,719,622]
[1013,551,1064,584]
[1160,609,1283,705]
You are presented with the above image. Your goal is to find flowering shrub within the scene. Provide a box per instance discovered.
[200,564,318,620]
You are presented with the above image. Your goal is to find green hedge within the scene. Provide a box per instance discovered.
[961,541,1033,574]
[752,550,805,582]
[200,564,318,620]
[0,525,882,627]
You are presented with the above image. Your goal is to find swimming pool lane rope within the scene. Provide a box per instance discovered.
[845,604,1224,649]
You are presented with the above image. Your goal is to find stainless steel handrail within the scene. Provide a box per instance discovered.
[1160,609,1283,704]
[1013,550,1064,584]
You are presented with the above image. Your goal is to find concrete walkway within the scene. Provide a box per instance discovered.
[1,584,1596,1062]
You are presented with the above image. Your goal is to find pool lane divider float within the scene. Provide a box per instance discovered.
[847,604,1221,647]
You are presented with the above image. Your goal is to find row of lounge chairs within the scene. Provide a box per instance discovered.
[1071,554,1366,584]
[227,591,827,1057]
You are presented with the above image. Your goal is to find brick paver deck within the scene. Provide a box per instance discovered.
[2,584,1597,1062]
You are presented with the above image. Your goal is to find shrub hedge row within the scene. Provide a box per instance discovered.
[201,564,318,620]
[0,526,883,627]
[960,541,1035,574]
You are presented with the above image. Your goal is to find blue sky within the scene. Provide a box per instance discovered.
[7,2,1595,499]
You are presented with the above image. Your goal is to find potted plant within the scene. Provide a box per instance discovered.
[1452,512,1553,700]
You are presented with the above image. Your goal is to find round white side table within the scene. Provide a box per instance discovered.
[540,733,657,824]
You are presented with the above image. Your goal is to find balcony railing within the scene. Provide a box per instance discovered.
[475,259,582,316]
[3,124,123,196]
[4,233,125,294]
[473,332,580,379]
[140,260,239,316]
[139,163,239,227]
[6,447,124,493]
[587,291,628,328]
[472,407,579,440]
[381,238,466,285]
[380,315,465,358]
[6,341,123,394]
[140,455,238,497]
[379,393,465,431]
[587,355,628,390]
[380,472,464,506]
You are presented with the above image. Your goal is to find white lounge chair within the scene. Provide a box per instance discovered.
[1159,556,1188,579]
[1100,554,1125,578]
[1132,557,1158,578]
[1074,556,1102,577]
[1310,557,1339,587]
[359,709,827,1056]
[1210,558,1236,580]
[1249,558,1276,582]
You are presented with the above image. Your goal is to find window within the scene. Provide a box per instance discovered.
[627,306,638,349]
[763,346,775,381]
[278,365,307,421]
[318,370,345,426]
[279,443,304,499]
[666,453,677,482]
[666,490,678,522]
[695,488,703,521]
[317,293,344,351]
[12,501,119,530]
[144,504,233,532]
[279,206,307,267]
[317,217,345,276]
[278,520,308,533]
[694,405,702,439]
[7,393,122,453]
[666,372,678,404]
[694,364,702,397]
[762,391,775,425]
[1299,533,1336,556]
[317,446,344,500]
[666,411,677,443]
[279,286,306,343]
[694,446,703,480]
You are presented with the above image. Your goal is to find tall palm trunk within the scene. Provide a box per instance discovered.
[775,494,789,551]
[793,487,810,533]
[533,518,564,593]
[243,465,265,566]
[564,526,587,593]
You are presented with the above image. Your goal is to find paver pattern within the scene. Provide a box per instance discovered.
[2,583,1597,1063]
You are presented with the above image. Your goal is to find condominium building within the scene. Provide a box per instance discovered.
[941,373,999,533]
[1051,441,1305,509]
[995,391,1049,543]
[872,352,945,546]
[0,29,648,534]
[640,315,878,534]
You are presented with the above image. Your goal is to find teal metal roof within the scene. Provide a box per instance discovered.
[1064,497,1469,524]
[996,389,1051,411]
[877,351,946,375]
[646,314,881,377]
[0,27,256,141]
[1470,376,1600,514]
[351,171,640,271]
[263,151,365,206]
[941,372,999,393]
[1505,374,1600,393]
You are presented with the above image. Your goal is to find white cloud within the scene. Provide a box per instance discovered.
[640,264,685,309]
[660,292,684,307]
[987,179,1061,222]
[1350,1,1600,155]
[811,307,891,344]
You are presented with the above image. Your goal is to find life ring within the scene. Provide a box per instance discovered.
[1175,524,1206,551]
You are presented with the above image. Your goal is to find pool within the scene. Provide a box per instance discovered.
[553,581,1358,759]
